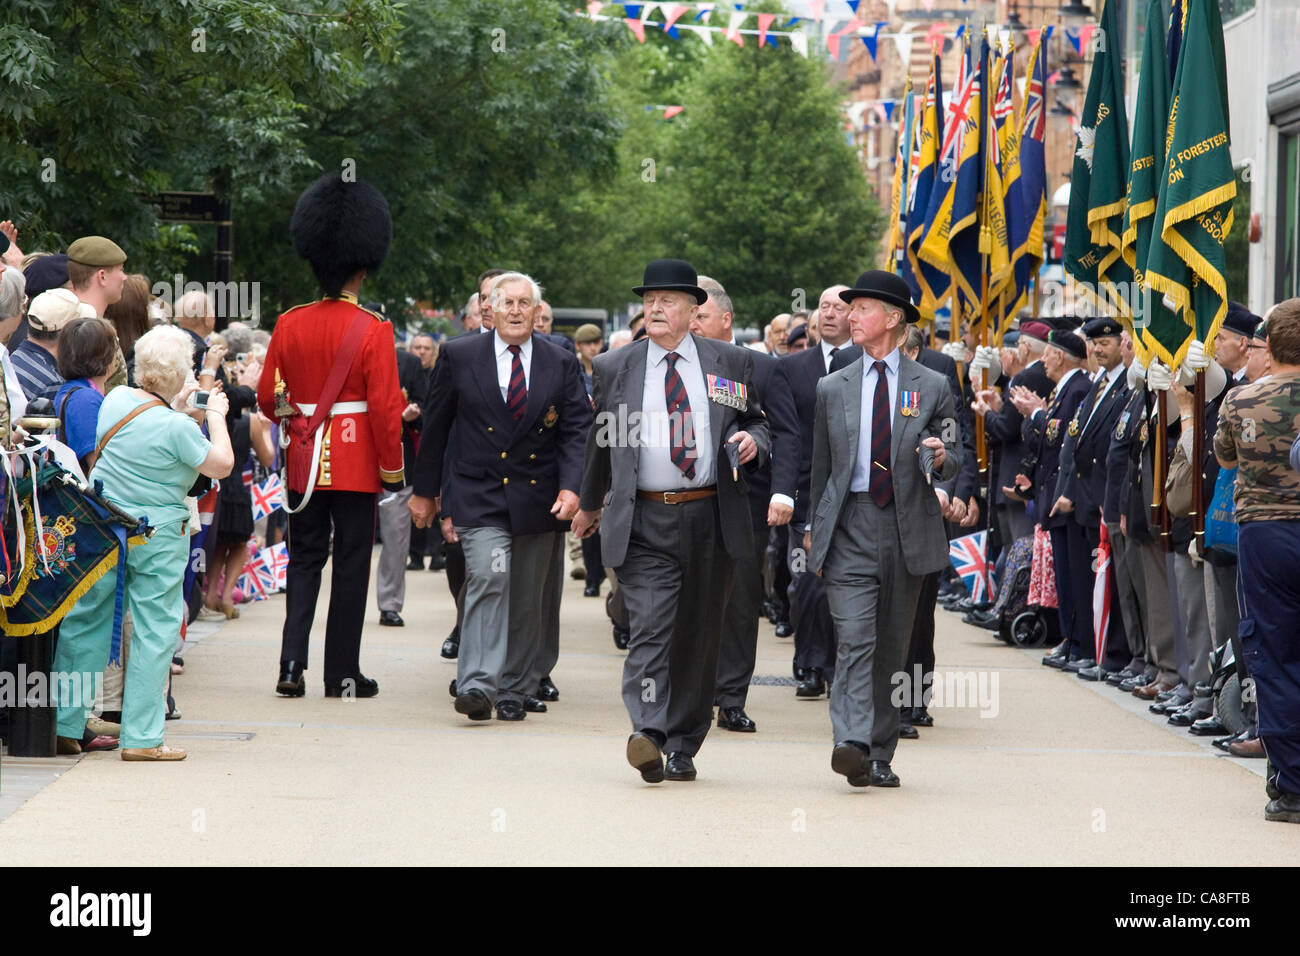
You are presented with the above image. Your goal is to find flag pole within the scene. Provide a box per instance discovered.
[1151,392,1172,550]
[1191,368,1206,542]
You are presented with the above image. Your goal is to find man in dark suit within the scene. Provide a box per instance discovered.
[973,321,1055,545]
[573,258,769,783]
[410,272,591,722]
[374,342,430,627]
[1009,328,1094,669]
[808,271,958,789]
[768,285,860,699]
[1053,317,1132,677]
[691,275,796,734]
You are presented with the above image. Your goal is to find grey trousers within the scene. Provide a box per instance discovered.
[714,523,766,708]
[1174,551,1213,687]
[1206,559,1239,653]
[1137,539,1181,683]
[617,497,733,756]
[530,531,564,688]
[456,526,556,706]
[1107,523,1147,667]
[823,495,925,764]
[375,486,413,613]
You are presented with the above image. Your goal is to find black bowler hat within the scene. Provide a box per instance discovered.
[1224,301,1262,338]
[632,258,707,305]
[1048,329,1087,359]
[23,254,69,298]
[839,270,921,323]
[1082,316,1124,339]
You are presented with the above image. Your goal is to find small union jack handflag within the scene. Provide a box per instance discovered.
[251,474,283,522]
[949,530,997,604]
[237,568,267,603]
[267,541,289,591]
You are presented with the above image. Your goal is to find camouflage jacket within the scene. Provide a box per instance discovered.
[1213,374,1300,523]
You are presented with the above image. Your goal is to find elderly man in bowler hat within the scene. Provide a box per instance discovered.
[805,270,958,789]
[573,258,769,784]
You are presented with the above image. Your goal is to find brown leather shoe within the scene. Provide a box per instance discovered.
[56,735,82,755]
[1133,679,1176,700]
[1227,736,1266,758]
[121,745,187,761]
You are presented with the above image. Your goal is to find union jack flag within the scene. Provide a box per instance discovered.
[237,568,267,603]
[1023,50,1046,143]
[267,541,289,591]
[251,474,283,522]
[939,39,973,163]
[242,465,254,492]
[196,486,219,526]
[949,530,996,605]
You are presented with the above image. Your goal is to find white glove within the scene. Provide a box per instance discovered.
[1146,360,1173,392]
[969,345,1002,383]
[1178,339,1210,386]
[1126,358,1147,391]
[942,341,970,364]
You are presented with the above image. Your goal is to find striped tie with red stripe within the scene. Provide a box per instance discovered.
[664,351,696,480]
[868,359,893,508]
[506,344,527,420]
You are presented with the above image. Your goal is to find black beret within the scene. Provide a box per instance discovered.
[1223,301,1261,338]
[1048,329,1087,359]
[23,254,69,298]
[785,323,809,347]
[1082,316,1124,339]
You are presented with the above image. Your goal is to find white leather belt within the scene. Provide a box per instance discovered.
[295,401,368,415]
[278,401,368,515]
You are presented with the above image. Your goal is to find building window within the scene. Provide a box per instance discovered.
[1279,131,1299,303]
[1219,0,1256,22]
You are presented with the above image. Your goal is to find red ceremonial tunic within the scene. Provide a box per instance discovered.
[257,292,406,494]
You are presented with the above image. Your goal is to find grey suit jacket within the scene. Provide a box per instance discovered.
[808,352,959,576]
[579,334,770,568]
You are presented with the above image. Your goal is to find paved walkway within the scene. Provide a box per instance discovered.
[0,549,1292,865]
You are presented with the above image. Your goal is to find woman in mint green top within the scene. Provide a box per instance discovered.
[54,326,235,761]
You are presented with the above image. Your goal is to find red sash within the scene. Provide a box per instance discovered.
[284,311,371,493]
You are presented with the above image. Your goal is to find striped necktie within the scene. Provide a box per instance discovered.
[506,344,527,420]
[868,360,894,508]
[664,351,697,481]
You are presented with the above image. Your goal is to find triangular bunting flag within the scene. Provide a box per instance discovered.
[685,23,713,45]
[893,22,914,63]
[663,105,684,119]
[808,0,826,20]
[924,21,946,48]
[639,1,658,21]
[726,10,746,45]
[827,32,842,59]
[624,3,643,18]
[587,1,604,21]
[758,12,775,46]
[882,99,896,121]
[662,4,688,34]
[847,0,861,12]
[791,30,809,57]
[627,17,647,42]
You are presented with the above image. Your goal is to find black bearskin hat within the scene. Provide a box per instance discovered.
[290,172,392,297]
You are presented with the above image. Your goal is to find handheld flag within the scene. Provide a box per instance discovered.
[950,530,997,604]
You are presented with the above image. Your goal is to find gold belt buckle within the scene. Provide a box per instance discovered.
[662,491,680,505]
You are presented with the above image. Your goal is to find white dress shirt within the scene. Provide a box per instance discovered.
[1081,362,1125,432]
[494,332,532,402]
[638,334,715,490]
[820,338,848,375]
[1032,365,1083,422]
[850,347,902,493]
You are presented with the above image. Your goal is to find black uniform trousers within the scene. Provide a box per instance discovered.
[714,521,767,708]
[904,571,941,709]
[283,489,376,684]
[766,525,791,623]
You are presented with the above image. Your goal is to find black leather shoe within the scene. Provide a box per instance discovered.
[1213,729,1249,752]
[716,706,757,732]
[406,556,424,571]
[448,679,457,698]
[898,722,919,740]
[1077,665,1108,682]
[964,609,1001,630]
[1064,657,1094,673]
[537,677,559,702]
[523,696,548,714]
[612,625,630,650]
[583,583,600,597]
[627,732,664,783]
[796,670,827,699]
[1168,700,1212,726]
[1189,714,1228,736]
[1041,641,1069,668]
[870,760,901,787]
[325,674,379,698]
[1265,792,1300,824]
[1119,672,1157,693]
[1150,685,1193,714]
[454,688,492,721]
[276,661,305,698]
[427,555,446,571]
[569,566,586,581]
[440,628,460,660]
[910,706,934,727]
[496,699,526,721]
[951,597,976,614]
[831,740,871,787]
[665,752,697,781]
[1106,667,1134,686]
[379,610,404,627]
[774,620,794,638]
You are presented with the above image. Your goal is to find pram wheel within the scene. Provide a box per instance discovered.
[1010,611,1049,648]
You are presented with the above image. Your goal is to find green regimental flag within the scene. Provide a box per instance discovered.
[1124,0,1177,366]
[1063,0,1134,318]
[1142,0,1235,368]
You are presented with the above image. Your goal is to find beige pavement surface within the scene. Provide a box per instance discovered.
[1,547,1295,865]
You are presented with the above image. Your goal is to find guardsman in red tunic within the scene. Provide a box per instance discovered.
[257,172,405,699]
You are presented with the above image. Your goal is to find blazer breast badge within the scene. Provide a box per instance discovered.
[543,405,559,428]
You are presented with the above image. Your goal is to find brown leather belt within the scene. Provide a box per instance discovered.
[637,486,718,505]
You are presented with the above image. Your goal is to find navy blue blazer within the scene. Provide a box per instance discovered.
[414,331,592,535]
[1022,368,1093,530]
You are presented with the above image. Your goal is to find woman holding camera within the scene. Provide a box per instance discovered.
[53,325,234,760]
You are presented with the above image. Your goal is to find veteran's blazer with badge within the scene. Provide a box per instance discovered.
[413,331,592,536]
[1020,367,1094,531]
[579,333,770,569]
[1055,370,1130,528]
